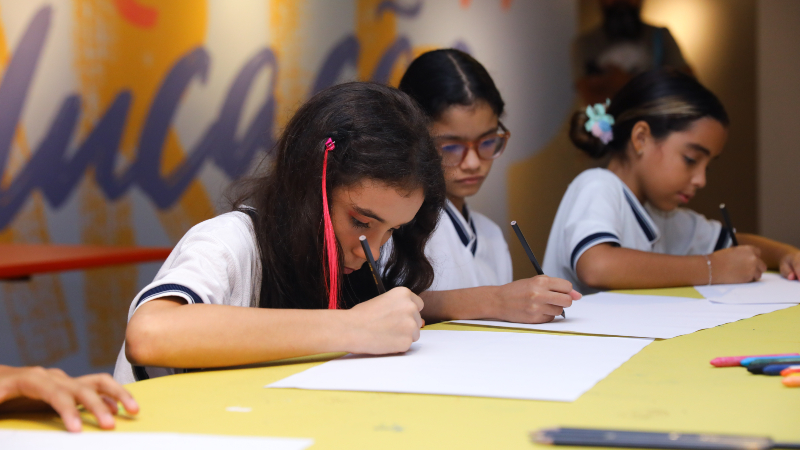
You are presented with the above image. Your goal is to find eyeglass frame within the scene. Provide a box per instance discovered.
[433,121,511,167]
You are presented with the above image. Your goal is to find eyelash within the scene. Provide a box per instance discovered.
[351,217,369,229]
[683,155,697,166]
[351,216,400,233]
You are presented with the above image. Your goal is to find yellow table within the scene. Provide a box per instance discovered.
[2,287,799,449]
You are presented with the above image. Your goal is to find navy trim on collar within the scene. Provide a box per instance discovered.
[444,202,477,256]
[623,190,657,242]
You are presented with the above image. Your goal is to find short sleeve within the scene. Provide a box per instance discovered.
[129,213,256,316]
[563,179,625,270]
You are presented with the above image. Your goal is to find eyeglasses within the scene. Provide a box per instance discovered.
[434,122,510,167]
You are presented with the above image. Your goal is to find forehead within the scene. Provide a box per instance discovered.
[666,117,728,158]
[334,180,424,224]
[431,102,498,139]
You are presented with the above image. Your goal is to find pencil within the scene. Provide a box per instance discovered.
[359,235,386,295]
[719,203,739,247]
[510,221,565,319]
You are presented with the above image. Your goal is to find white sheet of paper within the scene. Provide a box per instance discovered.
[0,430,314,450]
[266,330,651,402]
[454,292,792,339]
[694,273,800,304]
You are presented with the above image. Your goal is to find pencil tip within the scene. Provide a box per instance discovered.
[719,203,725,209]
[510,220,517,226]
[359,235,366,241]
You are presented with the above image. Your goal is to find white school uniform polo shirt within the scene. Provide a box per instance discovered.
[542,168,731,294]
[424,199,513,291]
[113,210,260,384]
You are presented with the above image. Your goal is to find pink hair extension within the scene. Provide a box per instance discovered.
[322,138,339,309]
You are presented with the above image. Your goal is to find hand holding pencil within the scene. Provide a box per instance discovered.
[492,221,582,323]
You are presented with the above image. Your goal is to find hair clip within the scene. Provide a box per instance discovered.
[585,99,615,145]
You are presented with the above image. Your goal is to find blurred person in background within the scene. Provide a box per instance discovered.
[573,0,692,105]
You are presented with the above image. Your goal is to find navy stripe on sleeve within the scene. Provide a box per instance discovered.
[136,283,204,307]
[571,232,621,270]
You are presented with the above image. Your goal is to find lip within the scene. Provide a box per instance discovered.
[343,266,360,275]
[455,176,485,185]
[678,193,693,204]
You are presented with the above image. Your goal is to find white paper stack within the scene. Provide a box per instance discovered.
[267,330,652,402]
[695,273,800,304]
[454,292,792,339]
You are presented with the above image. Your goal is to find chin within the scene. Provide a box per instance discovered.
[653,202,679,212]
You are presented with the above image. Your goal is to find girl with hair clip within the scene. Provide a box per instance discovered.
[114,82,445,383]
[543,69,800,294]
[398,49,581,324]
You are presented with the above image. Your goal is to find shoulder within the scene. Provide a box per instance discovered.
[177,210,256,255]
[566,168,624,197]
[471,211,505,240]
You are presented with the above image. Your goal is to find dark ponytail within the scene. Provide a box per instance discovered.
[399,49,504,119]
[570,69,729,159]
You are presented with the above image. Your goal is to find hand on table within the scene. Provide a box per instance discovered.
[491,275,581,324]
[345,287,424,354]
[779,250,800,281]
[0,365,139,432]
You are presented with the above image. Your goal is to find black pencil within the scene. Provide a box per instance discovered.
[510,221,565,319]
[719,203,739,246]
[359,235,386,295]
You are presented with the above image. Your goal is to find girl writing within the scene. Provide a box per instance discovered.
[114,82,445,383]
[543,69,800,293]
[398,49,580,324]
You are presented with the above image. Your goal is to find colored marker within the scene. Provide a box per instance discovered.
[783,376,800,387]
[747,358,800,374]
[710,353,799,367]
[780,366,800,376]
[740,355,800,367]
[762,364,796,376]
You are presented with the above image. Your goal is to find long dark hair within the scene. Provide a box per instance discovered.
[570,69,729,159]
[232,82,445,310]
[399,49,505,119]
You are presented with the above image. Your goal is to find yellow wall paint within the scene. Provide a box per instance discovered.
[72,0,214,366]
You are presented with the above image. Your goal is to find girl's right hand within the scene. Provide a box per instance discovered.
[344,287,423,355]
[709,245,767,284]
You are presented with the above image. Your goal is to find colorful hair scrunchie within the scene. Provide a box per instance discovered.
[321,138,339,309]
[585,99,615,145]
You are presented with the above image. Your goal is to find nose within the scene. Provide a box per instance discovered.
[692,167,707,189]
[460,145,482,171]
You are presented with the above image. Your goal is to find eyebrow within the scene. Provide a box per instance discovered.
[436,125,499,141]
[353,205,385,224]
[686,143,711,156]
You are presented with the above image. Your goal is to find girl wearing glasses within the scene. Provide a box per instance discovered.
[398,49,581,324]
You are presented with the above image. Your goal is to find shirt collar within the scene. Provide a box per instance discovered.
[444,199,478,254]
[620,182,660,243]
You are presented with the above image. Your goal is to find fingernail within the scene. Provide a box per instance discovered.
[69,417,82,432]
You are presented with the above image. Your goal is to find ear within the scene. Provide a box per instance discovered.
[630,120,652,156]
